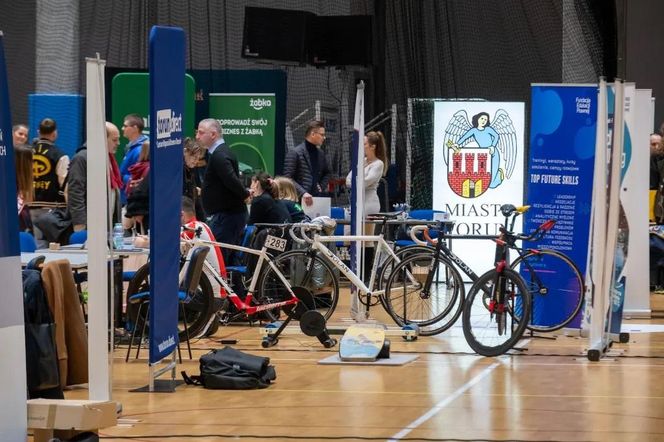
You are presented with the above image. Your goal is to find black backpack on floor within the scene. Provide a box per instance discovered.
[182,346,276,389]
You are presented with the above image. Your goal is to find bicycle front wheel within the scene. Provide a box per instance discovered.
[257,250,339,320]
[383,251,464,336]
[511,249,584,332]
[462,268,531,357]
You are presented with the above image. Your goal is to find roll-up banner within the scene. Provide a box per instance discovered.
[433,101,525,276]
[0,31,27,441]
[148,26,185,363]
[208,93,276,175]
[527,84,597,328]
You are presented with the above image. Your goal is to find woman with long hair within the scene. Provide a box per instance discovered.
[14,143,34,232]
[346,130,388,218]
[248,172,291,226]
[273,175,307,222]
[183,137,205,220]
[345,130,389,282]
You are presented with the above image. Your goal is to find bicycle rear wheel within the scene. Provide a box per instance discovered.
[511,249,583,332]
[257,249,339,320]
[383,251,464,336]
[462,268,531,356]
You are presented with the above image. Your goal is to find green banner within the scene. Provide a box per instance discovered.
[209,93,276,175]
[111,72,196,163]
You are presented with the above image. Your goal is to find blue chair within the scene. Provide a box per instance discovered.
[69,229,88,245]
[226,224,256,275]
[330,207,346,247]
[125,245,210,362]
[395,209,447,247]
[19,232,37,252]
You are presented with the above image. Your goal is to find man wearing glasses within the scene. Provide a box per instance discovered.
[283,119,332,206]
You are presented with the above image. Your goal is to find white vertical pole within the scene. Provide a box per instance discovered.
[86,56,111,400]
[602,80,625,341]
[586,79,608,347]
[350,82,366,320]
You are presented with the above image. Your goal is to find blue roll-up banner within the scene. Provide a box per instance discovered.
[0,32,28,441]
[148,26,185,363]
[526,84,597,329]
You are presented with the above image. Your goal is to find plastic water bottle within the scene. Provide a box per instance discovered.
[112,223,124,250]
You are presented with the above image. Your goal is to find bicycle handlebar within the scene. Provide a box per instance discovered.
[409,225,429,246]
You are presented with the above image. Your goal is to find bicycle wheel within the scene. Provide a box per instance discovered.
[383,251,464,336]
[126,262,215,340]
[511,249,584,332]
[357,244,432,308]
[257,250,340,320]
[462,268,531,356]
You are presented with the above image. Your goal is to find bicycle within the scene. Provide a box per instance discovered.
[461,205,534,356]
[407,206,583,333]
[261,214,455,329]
[126,224,338,348]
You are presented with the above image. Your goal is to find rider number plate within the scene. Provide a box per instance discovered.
[265,235,287,252]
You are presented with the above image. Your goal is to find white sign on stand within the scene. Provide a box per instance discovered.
[303,196,331,219]
[433,101,525,276]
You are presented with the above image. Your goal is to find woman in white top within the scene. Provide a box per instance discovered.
[346,131,388,282]
[346,130,388,224]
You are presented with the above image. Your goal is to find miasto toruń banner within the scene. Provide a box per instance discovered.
[209,93,276,175]
[433,101,525,276]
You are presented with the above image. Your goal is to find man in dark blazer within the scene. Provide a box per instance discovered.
[198,118,249,263]
[283,120,332,206]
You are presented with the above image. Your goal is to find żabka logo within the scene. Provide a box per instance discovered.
[156,109,183,139]
[250,98,271,111]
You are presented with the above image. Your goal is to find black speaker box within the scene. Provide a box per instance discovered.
[242,7,314,64]
[308,15,372,66]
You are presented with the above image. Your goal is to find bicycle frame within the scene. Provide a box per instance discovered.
[183,236,299,316]
[304,231,415,299]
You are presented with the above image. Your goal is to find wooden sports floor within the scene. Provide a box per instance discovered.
[56,292,664,442]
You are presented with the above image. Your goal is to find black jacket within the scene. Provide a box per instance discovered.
[283,142,332,197]
[67,145,87,226]
[202,143,249,214]
[248,192,291,226]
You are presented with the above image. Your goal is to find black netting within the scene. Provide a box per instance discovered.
[2,0,617,198]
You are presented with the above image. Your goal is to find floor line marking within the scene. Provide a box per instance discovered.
[388,361,500,441]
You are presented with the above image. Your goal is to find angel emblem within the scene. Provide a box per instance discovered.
[442,109,518,197]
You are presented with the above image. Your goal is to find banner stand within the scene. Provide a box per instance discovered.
[129,352,181,393]
[129,25,185,393]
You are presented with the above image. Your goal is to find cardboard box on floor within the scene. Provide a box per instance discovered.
[28,399,117,442]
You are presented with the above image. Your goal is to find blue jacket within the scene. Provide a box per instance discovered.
[119,134,149,203]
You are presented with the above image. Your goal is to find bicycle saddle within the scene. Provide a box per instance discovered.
[500,204,517,217]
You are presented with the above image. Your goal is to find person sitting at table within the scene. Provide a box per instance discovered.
[180,196,227,298]
[248,172,291,226]
[273,176,308,223]
[14,143,34,233]
[180,196,228,336]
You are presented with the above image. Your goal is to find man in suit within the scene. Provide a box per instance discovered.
[197,118,249,263]
[283,119,332,206]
